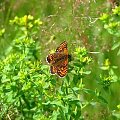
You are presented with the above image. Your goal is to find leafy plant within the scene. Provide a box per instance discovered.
[0,15,45,119]
[0,15,94,119]
[100,6,120,55]
[99,59,118,89]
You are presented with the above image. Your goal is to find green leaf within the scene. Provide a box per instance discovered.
[83,71,91,75]
[42,101,51,105]
[111,42,120,50]
[83,88,95,95]
[51,100,64,108]
[112,111,120,119]
[117,48,120,55]
[51,111,59,120]
[6,91,14,103]
[98,95,108,104]
[1,78,10,83]
[100,66,109,70]
[72,87,79,92]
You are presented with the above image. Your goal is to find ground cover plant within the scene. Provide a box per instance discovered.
[0,0,120,120]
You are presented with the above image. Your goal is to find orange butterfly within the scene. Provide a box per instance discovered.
[46,41,68,77]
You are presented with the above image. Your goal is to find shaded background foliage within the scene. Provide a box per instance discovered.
[0,0,120,120]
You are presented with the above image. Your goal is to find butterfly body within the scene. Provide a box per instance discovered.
[46,41,68,77]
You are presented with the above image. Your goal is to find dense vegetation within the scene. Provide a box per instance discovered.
[0,0,120,120]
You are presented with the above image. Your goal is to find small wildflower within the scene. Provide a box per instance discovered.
[28,15,34,20]
[99,13,109,21]
[0,28,5,36]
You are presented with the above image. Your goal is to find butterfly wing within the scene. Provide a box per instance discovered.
[47,41,68,77]
[47,53,57,74]
[56,41,67,53]
[56,58,68,77]
[47,53,68,76]
[47,53,63,65]
[50,66,57,74]
[56,41,68,77]
[46,54,55,64]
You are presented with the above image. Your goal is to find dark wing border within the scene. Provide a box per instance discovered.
[56,41,67,52]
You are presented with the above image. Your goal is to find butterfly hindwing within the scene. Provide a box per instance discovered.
[50,66,57,74]
[56,59,68,77]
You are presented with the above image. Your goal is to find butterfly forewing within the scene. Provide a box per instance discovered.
[47,53,65,65]
[56,41,67,53]
[47,54,56,64]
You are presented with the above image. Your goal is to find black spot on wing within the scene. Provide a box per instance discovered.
[46,54,54,63]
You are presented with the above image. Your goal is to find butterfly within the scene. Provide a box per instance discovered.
[46,41,68,77]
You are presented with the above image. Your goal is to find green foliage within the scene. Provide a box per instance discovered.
[100,6,120,37]
[0,15,93,120]
[0,1,120,120]
[0,15,44,119]
[99,59,118,89]
[100,6,120,55]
